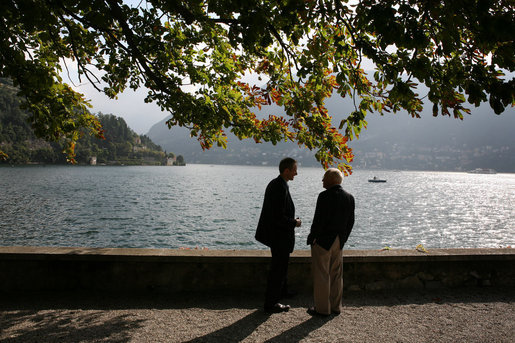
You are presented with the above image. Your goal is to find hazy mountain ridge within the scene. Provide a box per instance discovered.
[147,94,515,172]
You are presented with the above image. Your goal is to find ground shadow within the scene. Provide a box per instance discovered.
[184,310,271,343]
[0,290,262,312]
[0,309,144,343]
[181,308,332,342]
[264,316,332,342]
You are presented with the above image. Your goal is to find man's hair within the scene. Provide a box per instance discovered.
[279,157,297,173]
[325,168,343,185]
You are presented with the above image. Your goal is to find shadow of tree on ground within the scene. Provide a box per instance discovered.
[0,309,144,343]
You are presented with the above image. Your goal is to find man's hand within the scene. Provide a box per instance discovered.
[295,218,302,227]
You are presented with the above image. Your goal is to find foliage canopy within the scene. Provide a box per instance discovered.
[1,0,513,171]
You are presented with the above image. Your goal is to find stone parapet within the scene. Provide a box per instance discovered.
[0,246,513,293]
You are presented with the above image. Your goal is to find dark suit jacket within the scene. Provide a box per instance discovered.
[307,185,355,250]
[255,176,297,253]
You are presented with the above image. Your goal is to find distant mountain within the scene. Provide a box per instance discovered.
[146,117,319,167]
[148,95,515,172]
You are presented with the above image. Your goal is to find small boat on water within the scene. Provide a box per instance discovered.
[368,176,386,183]
[467,168,497,174]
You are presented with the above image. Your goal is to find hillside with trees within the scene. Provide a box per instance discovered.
[0,80,181,165]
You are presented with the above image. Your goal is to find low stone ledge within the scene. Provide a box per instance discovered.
[341,248,515,262]
[2,246,512,260]
[0,246,513,293]
[0,246,280,263]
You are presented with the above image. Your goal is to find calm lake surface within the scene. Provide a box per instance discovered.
[1,165,514,250]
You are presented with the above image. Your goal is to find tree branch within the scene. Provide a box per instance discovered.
[104,0,180,96]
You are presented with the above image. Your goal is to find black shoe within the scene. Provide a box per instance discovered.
[332,310,341,316]
[281,289,298,299]
[307,307,329,317]
[264,303,290,313]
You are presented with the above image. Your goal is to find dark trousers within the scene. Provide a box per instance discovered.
[264,247,290,307]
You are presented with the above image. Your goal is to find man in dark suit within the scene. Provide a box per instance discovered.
[256,157,302,313]
[307,168,355,316]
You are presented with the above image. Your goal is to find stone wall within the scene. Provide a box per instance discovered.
[340,249,515,291]
[0,247,513,294]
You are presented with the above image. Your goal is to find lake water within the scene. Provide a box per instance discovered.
[0,165,513,250]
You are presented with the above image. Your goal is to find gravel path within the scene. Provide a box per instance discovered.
[1,288,513,342]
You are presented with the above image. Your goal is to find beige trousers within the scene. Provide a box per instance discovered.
[311,236,343,315]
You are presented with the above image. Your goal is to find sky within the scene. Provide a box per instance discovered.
[73,81,166,135]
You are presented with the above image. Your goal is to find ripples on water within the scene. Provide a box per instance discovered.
[0,165,513,250]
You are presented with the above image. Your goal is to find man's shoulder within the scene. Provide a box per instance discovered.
[339,187,353,197]
[333,185,352,195]
[322,185,354,199]
[266,176,287,193]
[340,187,354,201]
[317,187,334,201]
[323,185,344,194]
[268,175,286,187]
